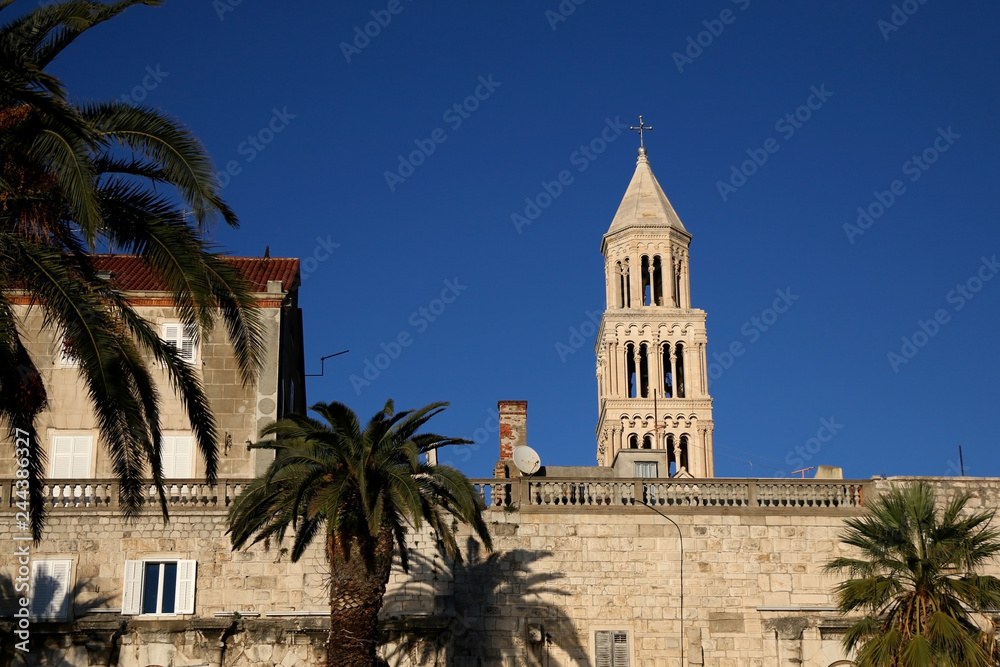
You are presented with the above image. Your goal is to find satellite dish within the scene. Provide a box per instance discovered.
[512,445,541,475]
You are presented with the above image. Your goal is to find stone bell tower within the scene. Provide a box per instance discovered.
[595,140,715,477]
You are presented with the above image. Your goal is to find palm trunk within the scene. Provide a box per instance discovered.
[327,525,395,667]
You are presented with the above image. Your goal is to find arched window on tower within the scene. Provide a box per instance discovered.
[623,258,631,308]
[673,260,682,307]
[679,435,690,472]
[615,261,625,308]
[638,344,649,398]
[652,255,663,305]
[628,434,638,449]
[626,343,637,398]
[641,256,652,306]
[667,434,677,476]
[662,342,673,398]
[675,343,686,398]
[642,434,652,449]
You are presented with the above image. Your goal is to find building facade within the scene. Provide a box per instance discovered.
[1,157,998,667]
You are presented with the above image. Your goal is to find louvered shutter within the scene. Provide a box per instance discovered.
[162,436,193,478]
[613,631,629,666]
[162,323,197,362]
[71,436,92,478]
[595,631,612,667]
[175,561,196,614]
[180,324,197,362]
[50,436,73,478]
[31,560,71,619]
[121,560,143,615]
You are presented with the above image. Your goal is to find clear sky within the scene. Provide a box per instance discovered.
[48,0,1000,480]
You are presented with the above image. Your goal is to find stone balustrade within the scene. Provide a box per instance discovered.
[0,479,248,510]
[473,477,869,512]
[2,477,868,514]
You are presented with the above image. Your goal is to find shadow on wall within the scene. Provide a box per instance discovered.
[0,571,118,666]
[379,538,591,666]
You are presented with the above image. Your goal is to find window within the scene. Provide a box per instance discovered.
[31,560,73,620]
[57,336,79,368]
[595,630,629,667]
[50,435,92,478]
[121,560,196,615]
[161,435,194,478]
[634,461,658,478]
[161,322,198,363]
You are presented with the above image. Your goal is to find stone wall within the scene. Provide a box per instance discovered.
[0,476,997,667]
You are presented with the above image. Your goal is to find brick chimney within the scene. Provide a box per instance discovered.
[494,400,527,478]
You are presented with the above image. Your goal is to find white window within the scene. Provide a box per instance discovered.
[633,461,658,478]
[161,322,198,363]
[31,560,73,620]
[161,435,194,479]
[57,336,79,368]
[595,630,630,667]
[50,434,92,479]
[121,560,196,616]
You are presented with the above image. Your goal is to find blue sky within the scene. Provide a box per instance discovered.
[50,0,1000,479]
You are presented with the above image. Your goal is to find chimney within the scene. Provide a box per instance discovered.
[494,400,527,478]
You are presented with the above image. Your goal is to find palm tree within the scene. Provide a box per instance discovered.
[826,481,1000,666]
[0,1,263,539]
[227,399,493,667]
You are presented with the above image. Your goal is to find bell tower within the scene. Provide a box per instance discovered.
[595,142,715,477]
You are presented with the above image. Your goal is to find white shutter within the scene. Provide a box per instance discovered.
[613,631,629,666]
[31,560,71,620]
[162,323,198,363]
[50,436,74,478]
[175,560,196,614]
[595,631,612,667]
[121,560,143,615]
[71,436,92,478]
[162,436,193,478]
[180,324,197,363]
[58,338,79,367]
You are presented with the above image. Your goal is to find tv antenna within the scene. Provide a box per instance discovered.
[305,350,349,377]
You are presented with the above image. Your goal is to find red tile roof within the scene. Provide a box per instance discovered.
[91,255,300,293]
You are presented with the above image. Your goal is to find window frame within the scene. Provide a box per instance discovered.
[30,559,74,621]
[121,559,196,616]
[161,322,199,364]
[594,629,631,667]
[160,434,195,479]
[49,433,94,479]
[633,461,658,478]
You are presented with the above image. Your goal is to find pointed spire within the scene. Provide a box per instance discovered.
[605,151,688,237]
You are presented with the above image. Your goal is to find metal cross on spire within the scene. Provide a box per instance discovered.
[630,115,653,149]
